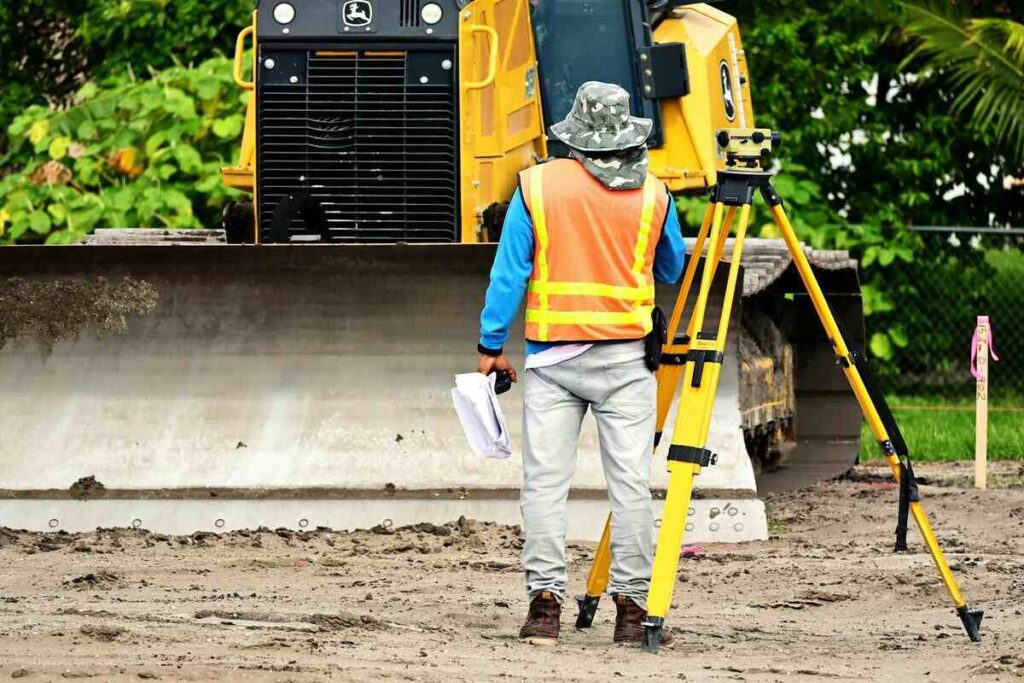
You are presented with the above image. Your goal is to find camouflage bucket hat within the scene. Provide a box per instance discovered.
[550,82,653,153]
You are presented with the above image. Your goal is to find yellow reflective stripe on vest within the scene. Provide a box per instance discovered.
[632,175,659,275]
[528,281,655,301]
[525,307,655,330]
[528,165,551,340]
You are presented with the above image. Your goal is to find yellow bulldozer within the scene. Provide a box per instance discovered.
[221,0,755,243]
[0,1,865,536]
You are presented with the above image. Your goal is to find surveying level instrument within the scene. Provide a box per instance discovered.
[574,128,984,654]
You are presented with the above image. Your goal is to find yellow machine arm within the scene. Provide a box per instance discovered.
[221,12,257,193]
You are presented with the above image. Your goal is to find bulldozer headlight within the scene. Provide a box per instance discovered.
[421,3,443,25]
[273,2,296,24]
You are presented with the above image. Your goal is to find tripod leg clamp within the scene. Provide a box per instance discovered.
[668,445,717,467]
[895,454,920,552]
[686,349,724,388]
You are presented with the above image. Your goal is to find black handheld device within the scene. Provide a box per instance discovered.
[494,370,514,396]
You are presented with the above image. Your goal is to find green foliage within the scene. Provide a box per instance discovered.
[0,1,88,133]
[0,57,245,244]
[739,0,1021,232]
[902,2,1024,163]
[0,0,251,134]
[734,0,1023,380]
[77,0,252,79]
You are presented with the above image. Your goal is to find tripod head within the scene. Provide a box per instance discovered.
[715,128,783,172]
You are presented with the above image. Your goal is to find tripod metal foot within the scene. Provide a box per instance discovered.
[575,594,600,629]
[641,617,664,654]
[957,605,984,642]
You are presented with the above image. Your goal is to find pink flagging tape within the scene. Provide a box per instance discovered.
[971,316,1000,381]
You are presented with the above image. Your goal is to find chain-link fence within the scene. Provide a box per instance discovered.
[860,227,1024,461]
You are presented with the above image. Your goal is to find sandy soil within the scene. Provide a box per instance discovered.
[1,460,1022,682]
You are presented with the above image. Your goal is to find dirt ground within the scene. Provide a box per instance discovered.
[1,460,1022,682]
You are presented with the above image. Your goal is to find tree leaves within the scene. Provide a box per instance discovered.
[28,120,50,146]
[0,0,252,149]
[48,137,72,160]
[870,332,895,360]
[900,2,1024,162]
[212,116,244,139]
[28,211,52,235]
[736,0,1021,381]
[0,56,243,244]
[172,145,203,174]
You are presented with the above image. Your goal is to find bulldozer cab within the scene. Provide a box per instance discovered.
[530,0,668,149]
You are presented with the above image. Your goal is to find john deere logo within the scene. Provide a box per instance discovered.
[343,0,372,27]
[719,61,736,122]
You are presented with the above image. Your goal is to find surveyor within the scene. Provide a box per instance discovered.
[476,82,686,646]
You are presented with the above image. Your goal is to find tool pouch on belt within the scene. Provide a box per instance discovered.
[645,307,668,372]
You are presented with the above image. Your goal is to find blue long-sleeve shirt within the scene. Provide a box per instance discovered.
[479,188,686,355]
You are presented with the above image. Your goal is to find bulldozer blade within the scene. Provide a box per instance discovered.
[0,238,862,535]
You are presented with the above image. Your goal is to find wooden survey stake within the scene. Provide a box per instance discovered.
[973,316,992,489]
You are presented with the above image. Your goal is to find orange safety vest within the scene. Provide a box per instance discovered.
[519,158,671,343]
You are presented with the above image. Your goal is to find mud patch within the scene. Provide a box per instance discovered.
[79,624,126,642]
[64,571,121,590]
[0,528,20,549]
[308,613,383,631]
[367,516,494,553]
[194,609,382,632]
[753,591,853,610]
[68,476,106,501]
[0,276,157,351]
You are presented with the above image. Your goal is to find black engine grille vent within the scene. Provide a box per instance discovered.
[401,0,423,27]
[257,49,459,243]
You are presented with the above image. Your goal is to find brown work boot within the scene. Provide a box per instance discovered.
[613,594,675,647]
[519,591,561,646]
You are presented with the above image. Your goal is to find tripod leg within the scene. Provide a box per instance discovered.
[576,513,612,628]
[658,205,736,442]
[768,198,983,642]
[644,204,753,653]
[664,204,733,344]
[657,204,735,442]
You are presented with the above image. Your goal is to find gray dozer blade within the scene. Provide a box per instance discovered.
[0,233,861,536]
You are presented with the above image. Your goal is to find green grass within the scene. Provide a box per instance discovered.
[855,247,1024,463]
[987,247,1024,285]
[858,397,1024,462]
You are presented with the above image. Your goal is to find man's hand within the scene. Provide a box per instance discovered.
[478,354,518,384]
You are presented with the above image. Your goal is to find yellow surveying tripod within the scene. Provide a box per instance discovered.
[574,129,984,654]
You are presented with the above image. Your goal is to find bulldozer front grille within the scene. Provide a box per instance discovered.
[400,1,424,27]
[257,47,459,243]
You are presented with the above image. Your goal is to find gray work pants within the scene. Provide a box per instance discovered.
[520,341,655,608]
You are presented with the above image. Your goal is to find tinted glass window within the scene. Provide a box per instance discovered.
[530,0,643,127]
